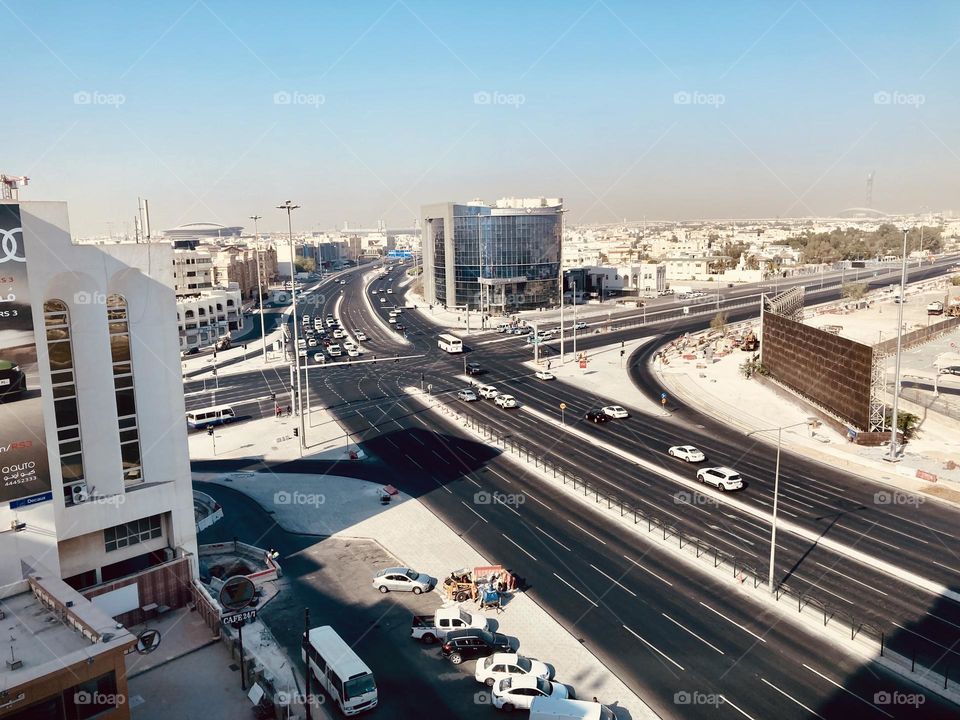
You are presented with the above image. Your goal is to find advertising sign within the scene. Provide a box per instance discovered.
[0,204,51,504]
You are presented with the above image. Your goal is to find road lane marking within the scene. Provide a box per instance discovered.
[813,562,888,596]
[718,696,757,720]
[622,625,684,671]
[536,526,571,551]
[460,501,487,523]
[589,564,637,597]
[567,520,607,545]
[525,493,551,510]
[801,664,893,718]
[502,534,537,561]
[661,613,724,654]
[467,477,481,487]
[698,602,766,643]
[759,678,825,719]
[623,555,673,587]
[431,450,450,464]
[488,468,514,485]
[407,455,423,469]
[553,573,599,607]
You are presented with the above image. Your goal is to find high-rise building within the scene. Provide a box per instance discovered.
[421,197,563,312]
[0,201,197,613]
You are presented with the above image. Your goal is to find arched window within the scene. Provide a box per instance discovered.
[107,294,142,484]
[44,300,86,504]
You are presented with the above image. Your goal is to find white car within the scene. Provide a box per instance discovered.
[356,331,368,341]
[307,338,318,347]
[573,321,588,330]
[668,445,706,463]
[389,309,400,317]
[457,389,478,401]
[347,349,360,357]
[697,466,744,491]
[328,344,342,357]
[313,353,324,363]
[495,394,519,409]
[372,567,432,594]
[601,405,629,419]
[386,288,393,294]
[476,653,551,688]
[535,370,555,381]
[343,341,357,351]
[388,317,397,324]
[379,297,386,303]
[493,675,569,711]
[333,329,345,339]
[477,385,500,400]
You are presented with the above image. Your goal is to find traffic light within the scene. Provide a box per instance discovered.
[271,393,276,401]
[207,427,214,436]
[620,349,625,357]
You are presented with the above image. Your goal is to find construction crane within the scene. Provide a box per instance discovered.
[1,175,29,200]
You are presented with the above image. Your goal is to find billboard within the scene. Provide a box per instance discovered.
[0,204,51,503]
[762,311,874,430]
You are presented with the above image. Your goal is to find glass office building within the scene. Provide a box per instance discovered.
[422,198,562,312]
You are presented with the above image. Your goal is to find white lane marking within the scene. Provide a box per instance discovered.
[498,501,522,518]
[526,493,551,510]
[502,534,537,561]
[801,664,893,718]
[553,573,599,607]
[801,577,854,605]
[622,625,685,671]
[460,501,487,523]
[926,611,960,630]
[384,437,399,449]
[567,520,607,545]
[718,696,758,720]
[407,455,423,469]
[698,602,767,643]
[466,477,481,487]
[814,562,889,596]
[661,613,724,655]
[536,526,571,551]
[705,530,755,548]
[760,678,826,719]
[431,450,449,464]
[623,555,673,587]
[410,434,425,445]
[890,621,958,652]
[589,564,637,597]
[488,467,514,485]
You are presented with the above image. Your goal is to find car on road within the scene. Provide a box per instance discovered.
[307,338,318,347]
[466,362,483,376]
[668,445,706,463]
[584,410,610,424]
[696,466,744,491]
[457,389,478,401]
[573,321,588,330]
[495,394,519,409]
[0,361,26,400]
[389,309,400,317]
[475,653,551,688]
[388,316,397,324]
[313,353,324,363]
[493,675,569,711]
[343,341,357,351]
[394,323,406,332]
[441,629,511,665]
[356,331,368,341]
[477,385,500,399]
[379,297,387,303]
[373,567,432,594]
[328,344,342,357]
[535,370,555,380]
[386,288,393,294]
[333,329,346,338]
[942,366,960,376]
[601,405,629,419]
[339,280,346,285]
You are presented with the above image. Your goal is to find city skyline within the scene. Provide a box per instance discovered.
[6,1,960,236]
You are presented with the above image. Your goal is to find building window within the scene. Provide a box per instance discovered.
[107,294,142,484]
[104,514,162,552]
[44,300,86,504]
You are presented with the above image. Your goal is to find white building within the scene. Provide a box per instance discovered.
[176,287,242,352]
[621,262,667,292]
[0,200,197,612]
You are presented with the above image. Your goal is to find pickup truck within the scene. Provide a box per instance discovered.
[410,606,490,644]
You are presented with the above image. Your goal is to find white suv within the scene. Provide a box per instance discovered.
[477,385,500,400]
[696,466,744,491]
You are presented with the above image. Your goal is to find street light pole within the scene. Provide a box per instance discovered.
[888,228,909,461]
[250,215,267,364]
[572,279,577,361]
[560,272,565,364]
[278,200,306,449]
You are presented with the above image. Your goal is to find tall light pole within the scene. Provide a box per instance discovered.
[888,228,910,461]
[747,419,818,592]
[250,215,267,363]
[278,201,306,449]
[560,271,566,363]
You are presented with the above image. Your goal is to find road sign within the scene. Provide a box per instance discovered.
[560,402,567,410]
[660,392,667,400]
[219,575,256,612]
[136,628,161,655]
[223,608,258,625]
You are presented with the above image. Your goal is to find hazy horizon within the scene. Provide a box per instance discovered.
[6,1,959,236]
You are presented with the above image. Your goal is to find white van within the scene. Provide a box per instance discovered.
[529,697,615,720]
[303,625,377,715]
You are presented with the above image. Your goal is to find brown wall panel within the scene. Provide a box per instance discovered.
[763,313,873,430]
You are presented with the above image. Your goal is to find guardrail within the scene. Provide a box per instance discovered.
[430,395,958,692]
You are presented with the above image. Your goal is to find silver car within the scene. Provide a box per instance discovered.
[372,567,432,594]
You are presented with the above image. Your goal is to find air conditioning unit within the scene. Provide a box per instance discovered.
[70,484,89,505]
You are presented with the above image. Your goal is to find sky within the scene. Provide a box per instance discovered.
[5,0,960,236]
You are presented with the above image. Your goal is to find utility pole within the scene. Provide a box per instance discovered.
[250,215,267,363]
[888,228,909,461]
[303,608,312,720]
[278,200,306,449]
[560,272,565,364]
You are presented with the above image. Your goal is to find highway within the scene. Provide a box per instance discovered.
[187,257,960,718]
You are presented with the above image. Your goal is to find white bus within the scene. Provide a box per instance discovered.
[185,405,236,429]
[438,333,463,353]
[302,625,378,715]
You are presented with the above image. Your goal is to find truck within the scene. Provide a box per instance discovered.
[410,606,490,644]
[927,300,944,316]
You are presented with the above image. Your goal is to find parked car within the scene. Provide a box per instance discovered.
[0,361,26,400]
[601,405,629,419]
[530,698,615,720]
[942,366,960,376]
[535,370,555,381]
[412,607,491,645]
[475,653,551,688]
[466,362,483,376]
[668,445,706,463]
[495,394,519,409]
[356,331,368,341]
[696,466,744,491]
[458,389,479,402]
[440,628,511,664]
[493,676,569,711]
[372,567,432,594]
[584,411,610,424]
[477,385,500,399]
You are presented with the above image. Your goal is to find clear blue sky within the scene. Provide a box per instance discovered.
[5,0,959,235]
